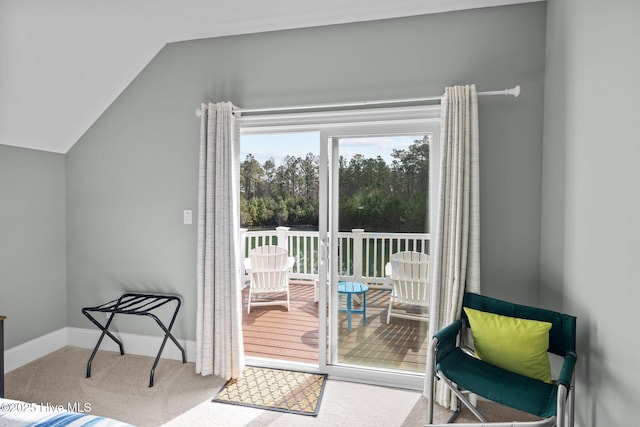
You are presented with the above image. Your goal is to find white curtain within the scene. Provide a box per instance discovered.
[195,101,245,380]
[424,85,481,407]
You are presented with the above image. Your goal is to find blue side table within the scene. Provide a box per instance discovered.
[338,281,368,330]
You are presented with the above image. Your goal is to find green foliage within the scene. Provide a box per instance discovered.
[240,137,430,232]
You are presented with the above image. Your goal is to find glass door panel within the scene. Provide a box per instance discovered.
[239,131,321,367]
[330,134,432,373]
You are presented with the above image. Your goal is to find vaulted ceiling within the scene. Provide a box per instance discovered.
[0,0,539,153]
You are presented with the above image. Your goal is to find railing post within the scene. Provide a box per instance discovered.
[352,228,364,282]
[276,226,290,251]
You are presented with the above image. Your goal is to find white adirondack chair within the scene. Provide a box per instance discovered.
[245,245,293,313]
[387,251,430,323]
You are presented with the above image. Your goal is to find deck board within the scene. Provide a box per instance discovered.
[242,281,428,372]
[242,282,319,364]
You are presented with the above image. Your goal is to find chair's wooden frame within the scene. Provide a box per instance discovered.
[246,245,293,313]
[386,251,430,323]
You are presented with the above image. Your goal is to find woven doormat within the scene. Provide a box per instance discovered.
[212,366,328,416]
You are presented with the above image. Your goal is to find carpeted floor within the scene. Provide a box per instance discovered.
[4,346,539,426]
[4,346,224,427]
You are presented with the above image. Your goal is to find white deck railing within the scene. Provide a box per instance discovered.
[241,226,430,286]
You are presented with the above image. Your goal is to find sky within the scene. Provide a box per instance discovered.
[240,132,425,165]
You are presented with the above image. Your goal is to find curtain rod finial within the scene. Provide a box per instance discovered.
[195,108,202,118]
[509,85,521,98]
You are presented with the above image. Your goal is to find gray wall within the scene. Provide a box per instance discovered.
[0,145,67,348]
[542,0,640,424]
[66,3,547,340]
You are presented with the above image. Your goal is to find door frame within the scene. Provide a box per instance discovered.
[240,106,441,390]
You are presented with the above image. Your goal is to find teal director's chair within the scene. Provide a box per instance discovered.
[426,292,577,426]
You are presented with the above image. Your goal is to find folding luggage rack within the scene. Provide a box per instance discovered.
[82,292,186,387]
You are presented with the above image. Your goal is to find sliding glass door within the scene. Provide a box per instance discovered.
[239,106,440,389]
[320,127,436,389]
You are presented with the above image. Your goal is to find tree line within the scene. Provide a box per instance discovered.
[240,135,430,233]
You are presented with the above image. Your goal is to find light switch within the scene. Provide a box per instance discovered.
[183,210,193,225]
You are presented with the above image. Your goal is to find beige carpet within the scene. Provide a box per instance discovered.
[5,346,539,426]
[4,346,224,427]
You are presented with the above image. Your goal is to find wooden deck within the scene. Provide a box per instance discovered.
[242,281,319,363]
[242,281,429,372]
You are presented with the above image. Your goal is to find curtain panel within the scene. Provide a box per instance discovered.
[195,102,245,380]
[424,85,481,407]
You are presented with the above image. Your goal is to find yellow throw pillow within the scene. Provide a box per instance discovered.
[464,307,552,383]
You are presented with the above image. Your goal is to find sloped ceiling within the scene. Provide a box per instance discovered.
[0,0,539,153]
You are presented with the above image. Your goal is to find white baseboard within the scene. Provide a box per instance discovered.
[4,328,68,373]
[4,327,196,373]
[66,327,196,363]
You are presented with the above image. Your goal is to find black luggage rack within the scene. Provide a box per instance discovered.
[82,292,186,387]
